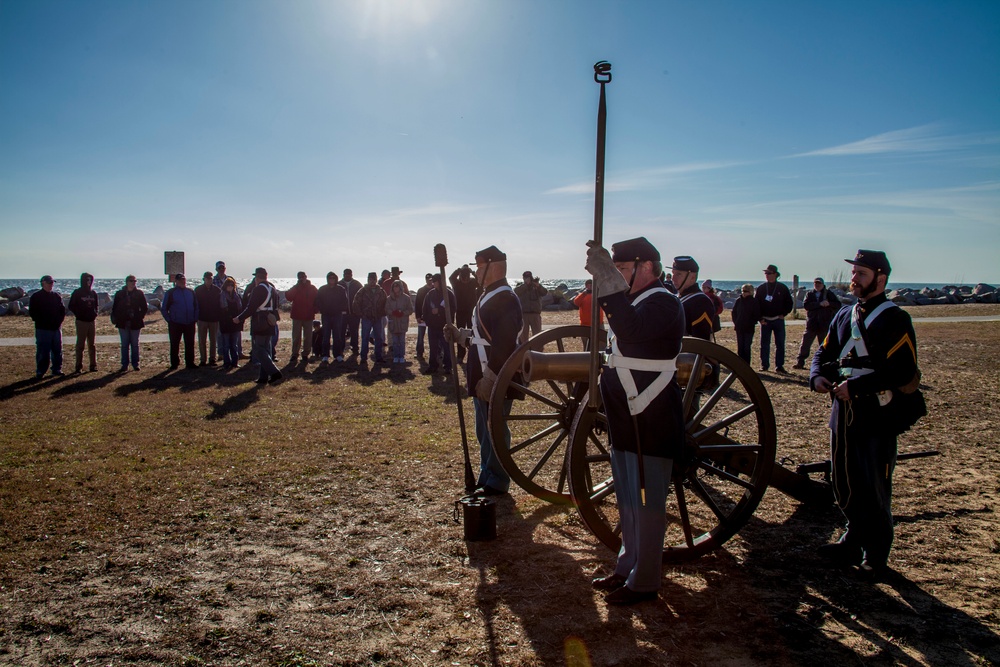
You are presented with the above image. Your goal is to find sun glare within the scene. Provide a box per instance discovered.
[357,0,446,36]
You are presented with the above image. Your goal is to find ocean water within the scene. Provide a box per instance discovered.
[0,277,986,297]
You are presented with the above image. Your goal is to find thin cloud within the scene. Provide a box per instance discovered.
[384,202,490,218]
[544,160,748,195]
[794,124,1000,157]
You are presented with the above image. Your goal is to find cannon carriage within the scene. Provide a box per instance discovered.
[485,325,837,562]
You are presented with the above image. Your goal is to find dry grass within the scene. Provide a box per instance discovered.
[0,307,998,666]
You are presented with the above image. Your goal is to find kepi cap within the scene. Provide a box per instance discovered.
[671,255,699,272]
[611,237,660,263]
[845,249,891,275]
[475,245,506,263]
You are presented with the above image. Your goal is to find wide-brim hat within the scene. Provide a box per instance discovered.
[845,249,891,275]
[763,264,780,276]
[612,237,660,263]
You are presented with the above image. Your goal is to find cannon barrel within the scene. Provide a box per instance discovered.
[522,350,713,387]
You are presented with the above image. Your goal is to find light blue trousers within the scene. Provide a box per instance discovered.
[611,449,673,592]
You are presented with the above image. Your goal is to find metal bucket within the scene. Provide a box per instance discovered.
[454,495,497,541]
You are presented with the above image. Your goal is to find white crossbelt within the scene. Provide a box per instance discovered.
[838,300,896,378]
[605,287,677,416]
[470,285,515,374]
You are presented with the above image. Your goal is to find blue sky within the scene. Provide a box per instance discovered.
[1,0,998,284]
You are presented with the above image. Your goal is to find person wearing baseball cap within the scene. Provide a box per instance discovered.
[29,275,66,378]
[235,267,282,383]
[755,263,794,373]
[811,249,923,580]
[583,236,685,606]
[162,273,199,370]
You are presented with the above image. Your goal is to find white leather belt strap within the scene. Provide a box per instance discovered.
[606,286,676,416]
[471,285,514,374]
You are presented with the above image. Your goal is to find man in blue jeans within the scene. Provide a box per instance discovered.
[754,264,793,374]
[353,272,387,363]
[29,275,66,378]
[235,267,282,384]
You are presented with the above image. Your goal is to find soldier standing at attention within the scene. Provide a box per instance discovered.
[445,246,523,497]
[811,250,923,580]
[585,237,686,606]
[755,263,794,374]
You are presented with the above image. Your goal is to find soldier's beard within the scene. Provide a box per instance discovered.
[850,277,880,300]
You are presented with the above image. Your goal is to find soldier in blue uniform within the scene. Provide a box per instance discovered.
[585,237,686,605]
[810,250,924,579]
[445,246,523,497]
[670,255,715,341]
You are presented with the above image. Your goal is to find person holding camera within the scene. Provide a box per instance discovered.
[810,250,922,580]
[514,270,547,344]
[111,275,148,372]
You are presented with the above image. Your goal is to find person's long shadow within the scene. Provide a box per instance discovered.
[466,500,621,666]
[730,500,1000,664]
[205,383,265,420]
[49,371,119,397]
[0,373,68,401]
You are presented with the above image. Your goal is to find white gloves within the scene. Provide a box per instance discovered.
[585,241,629,297]
[443,323,471,347]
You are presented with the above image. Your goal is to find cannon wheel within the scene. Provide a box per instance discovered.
[487,325,608,504]
[568,337,777,563]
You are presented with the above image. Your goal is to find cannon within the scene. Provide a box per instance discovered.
[485,325,935,562]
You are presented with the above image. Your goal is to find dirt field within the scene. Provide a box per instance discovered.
[0,306,997,666]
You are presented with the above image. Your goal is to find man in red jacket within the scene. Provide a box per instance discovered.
[285,271,319,363]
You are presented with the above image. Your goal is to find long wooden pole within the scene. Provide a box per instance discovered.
[588,61,611,409]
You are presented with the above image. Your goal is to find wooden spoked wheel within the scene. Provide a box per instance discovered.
[568,337,777,562]
[487,325,608,504]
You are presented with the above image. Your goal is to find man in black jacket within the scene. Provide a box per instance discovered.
[29,275,66,378]
[68,272,99,373]
[235,267,282,384]
[755,264,794,374]
[794,277,842,369]
[195,271,222,366]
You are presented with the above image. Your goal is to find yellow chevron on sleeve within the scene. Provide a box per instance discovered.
[691,312,713,329]
[887,333,916,361]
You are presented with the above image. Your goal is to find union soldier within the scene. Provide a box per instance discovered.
[670,255,714,340]
[810,250,924,579]
[445,245,523,497]
[585,237,685,605]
